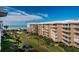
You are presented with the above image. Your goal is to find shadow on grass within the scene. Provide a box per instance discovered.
[1,33,17,52]
[1,40,16,52]
[59,43,79,52]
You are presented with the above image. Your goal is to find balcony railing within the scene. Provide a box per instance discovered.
[74,26,79,28]
[74,30,79,33]
[62,25,70,28]
[63,36,70,42]
[63,29,70,32]
[63,33,71,38]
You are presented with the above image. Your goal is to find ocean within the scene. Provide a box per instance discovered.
[4,25,27,30]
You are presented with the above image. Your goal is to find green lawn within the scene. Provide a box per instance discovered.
[59,43,79,52]
[1,33,17,52]
[1,31,79,52]
[19,32,65,52]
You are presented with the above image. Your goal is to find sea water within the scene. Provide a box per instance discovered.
[4,25,27,30]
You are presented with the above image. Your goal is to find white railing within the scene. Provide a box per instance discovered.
[63,29,70,32]
[62,40,70,46]
[63,36,70,42]
[74,30,79,33]
[74,26,79,28]
[63,33,71,37]
[62,25,70,28]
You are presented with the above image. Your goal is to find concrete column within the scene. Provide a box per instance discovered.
[70,24,75,46]
[57,24,62,42]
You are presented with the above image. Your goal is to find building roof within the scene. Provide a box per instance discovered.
[29,19,79,25]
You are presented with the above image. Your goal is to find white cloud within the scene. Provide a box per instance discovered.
[17,10,29,16]
[38,13,48,17]
[8,12,22,15]
[0,7,43,22]
[5,7,30,16]
[1,14,42,22]
[0,6,45,25]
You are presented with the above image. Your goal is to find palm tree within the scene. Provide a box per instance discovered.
[4,25,8,30]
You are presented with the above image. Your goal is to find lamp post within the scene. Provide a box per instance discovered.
[0,8,8,51]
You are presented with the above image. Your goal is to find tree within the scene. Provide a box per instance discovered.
[4,25,8,30]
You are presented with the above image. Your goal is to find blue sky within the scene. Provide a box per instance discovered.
[11,6,79,22]
[1,6,79,29]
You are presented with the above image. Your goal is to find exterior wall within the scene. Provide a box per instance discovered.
[30,21,79,48]
[72,23,79,48]
[48,24,52,38]
[62,23,79,48]
[50,24,63,42]
[70,24,75,46]
[38,24,52,38]
[51,24,57,42]
[62,24,71,46]
[30,24,38,34]
[56,24,63,42]
[43,24,49,37]
[38,24,43,36]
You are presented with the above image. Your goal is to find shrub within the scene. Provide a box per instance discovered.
[59,43,79,52]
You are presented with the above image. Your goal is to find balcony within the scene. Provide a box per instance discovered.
[63,29,70,32]
[52,25,56,27]
[74,30,79,33]
[62,25,70,28]
[63,33,71,38]
[51,32,57,35]
[51,36,57,41]
[52,29,56,31]
[74,26,79,28]
[62,40,70,46]
[74,36,79,43]
[63,36,70,42]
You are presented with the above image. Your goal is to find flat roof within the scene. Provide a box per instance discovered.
[28,19,79,24]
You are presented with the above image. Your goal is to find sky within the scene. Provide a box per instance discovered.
[11,6,79,21]
[1,6,79,29]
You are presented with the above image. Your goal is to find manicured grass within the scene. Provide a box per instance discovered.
[59,43,79,52]
[2,31,79,52]
[19,32,65,52]
[1,33,16,52]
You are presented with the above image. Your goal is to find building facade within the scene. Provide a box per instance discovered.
[38,24,51,38]
[30,24,38,34]
[29,20,79,48]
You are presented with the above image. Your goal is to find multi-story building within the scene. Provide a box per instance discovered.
[30,24,38,34]
[29,20,79,48]
[38,24,51,38]
[62,20,79,48]
[38,24,43,36]
[51,23,63,42]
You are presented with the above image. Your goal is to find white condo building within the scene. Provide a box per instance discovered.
[29,20,79,48]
